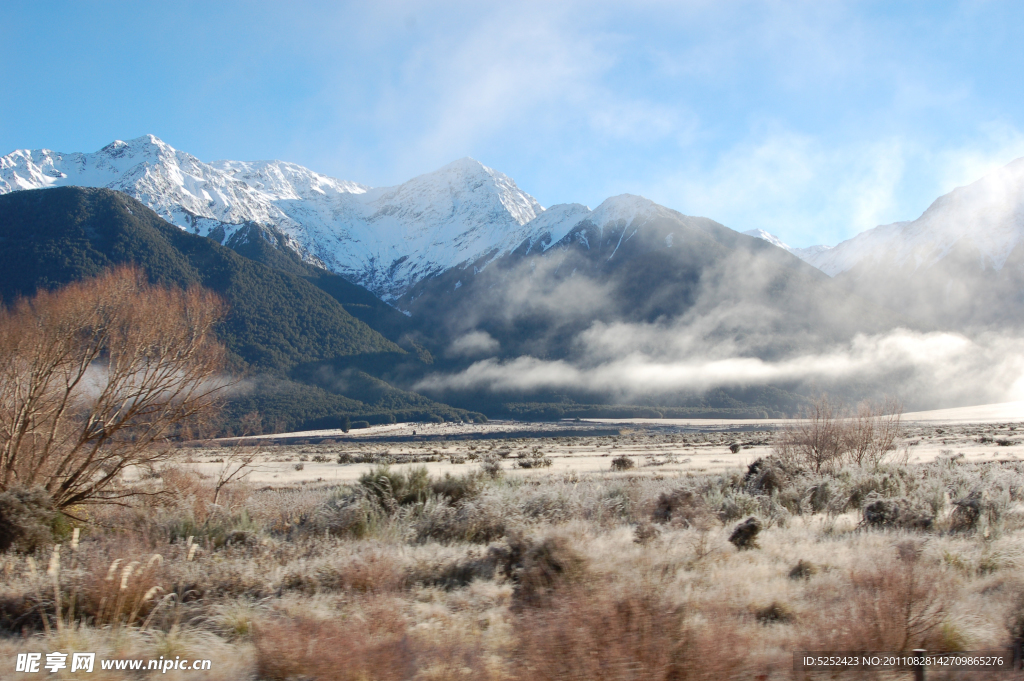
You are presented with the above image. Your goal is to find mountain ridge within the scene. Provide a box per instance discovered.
[0,136,546,300]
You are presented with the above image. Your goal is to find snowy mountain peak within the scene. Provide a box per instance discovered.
[589,194,657,228]
[379,157,542,227]
[518,203,592,254]
[743,229,791,251]
[742,229,835,267]
[0,137,550,300]
[212,159,368,201]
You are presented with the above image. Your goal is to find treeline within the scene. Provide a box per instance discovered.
[216,377,483,436]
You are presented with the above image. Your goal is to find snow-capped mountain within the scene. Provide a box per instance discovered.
[742,229,833,265]
[745,157,1024,278]
[0,136,543,300]
[742,228,791,251]
[813,159,1024,277]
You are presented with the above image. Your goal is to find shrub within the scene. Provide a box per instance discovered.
[949,491,983,533]
[0,486,56,552]
[490,533,586,607]
[789,559,818,580]
[633,521,660,544]
[755,601,794,624]
[728,516,761,550]
[351,420,370,429]
[511,587,685,680]
[358,466,431,508]
[516,452,553,468]
[610,455,635,471]
[413,496,516,544]
[652,489,714,528]
[318,491,387,539]
[479,457,503,478]
[862,497,934,530]
[430,471,483,503]
[744,457,790,495]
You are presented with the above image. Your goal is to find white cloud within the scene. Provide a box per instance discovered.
[416,327,1024,409]
[446,330,500,358]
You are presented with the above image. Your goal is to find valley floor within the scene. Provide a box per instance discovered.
[3,414,1024,680]
[177,410,1024,485]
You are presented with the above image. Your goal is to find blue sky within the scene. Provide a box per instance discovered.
[3,1,1024,247]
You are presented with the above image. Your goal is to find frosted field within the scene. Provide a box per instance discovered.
[160,402,1024,485]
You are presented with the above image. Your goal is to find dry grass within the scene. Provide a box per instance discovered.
[2,434,1024,679]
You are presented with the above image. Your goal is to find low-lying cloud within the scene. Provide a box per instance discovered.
[446,330,500,358]
[415,327,1024,409]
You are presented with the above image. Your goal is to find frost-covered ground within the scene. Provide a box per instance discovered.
[168,403,1024,485]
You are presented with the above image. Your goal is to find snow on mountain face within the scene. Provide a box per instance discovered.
[742,228,834,266]
[516,195,661,258]
[0,135,312,256]
[742,228,791,251]
[0,136,544,300]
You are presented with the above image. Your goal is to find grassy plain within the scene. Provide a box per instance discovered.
[3,417,1024,680]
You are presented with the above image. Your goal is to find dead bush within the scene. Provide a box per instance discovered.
[774,395,904,474]
[306,552,406,594]
[0,266,226,509]
[511,587,682,680]
[254,609,415,681]
[512,588,752,681]
[807,543,951,652]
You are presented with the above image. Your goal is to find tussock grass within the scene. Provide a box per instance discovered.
[2,446,1023,679]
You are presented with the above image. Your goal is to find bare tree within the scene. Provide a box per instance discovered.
[775,395,846,474]
[844,397,904,469]
[775,395,905,473]
[0,267,227,510]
